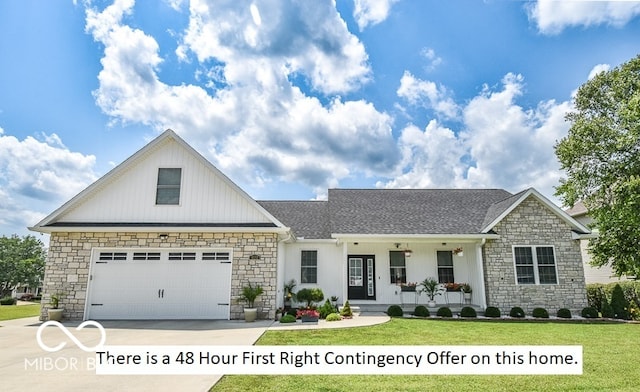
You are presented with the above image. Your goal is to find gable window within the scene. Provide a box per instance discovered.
[156,168,182,205]
[301,250,317,284]
[514,246,558,285]
[389,251,406,284]
[437,251,454,283]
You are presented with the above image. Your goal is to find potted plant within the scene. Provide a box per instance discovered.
[47,292,64,321]
[296,308,320,323]
[239,282,264,322]
[461,283,472,302]
[283,279,297,309]
[330,295,339,311]
[400,282,417,292]
[419,278,444,308]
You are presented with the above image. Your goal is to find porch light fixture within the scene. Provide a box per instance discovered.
[453,247,464,257]
[404,249,413,257]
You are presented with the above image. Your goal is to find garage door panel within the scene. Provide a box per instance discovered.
[87,249,232,320]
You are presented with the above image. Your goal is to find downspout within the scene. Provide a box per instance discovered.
[276,230,292,309]
[476,238,488,310]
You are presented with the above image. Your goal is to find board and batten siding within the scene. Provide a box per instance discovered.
[57,138,272,224]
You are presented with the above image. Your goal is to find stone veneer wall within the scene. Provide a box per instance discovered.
[40,231,278,321]
[483,196,587,314]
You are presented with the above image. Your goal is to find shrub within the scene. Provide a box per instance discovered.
[460,306,477,318]
[557,308,572,319]
[586,281,640,319]
[532,307,549,318]
[286,308,298,317]
[601,301,615,318]
[581,306,599,318]
[387,305,404,317]
[414,305,430,317]
[340,301,353,318]
[509,306,525,318]
[586,283,607,312]
[319,299,335,319]
[436,307,452,317]
[279,314,296,323]
[484,306,501,318]
[296,288,324,308]
[0,296,17,305]
[610,284,631,320]
[326,313,342,322]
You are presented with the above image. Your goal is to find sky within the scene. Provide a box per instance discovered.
[1,0,640,241]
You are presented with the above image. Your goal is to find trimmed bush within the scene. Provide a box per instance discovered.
[557,308,572,319]
[509,306,525,318]
[586,283,607,313]
[484,306,501,318]
[387,305,404,317]
[460,306,477,318]
[610,284,631,320]
[586,281,640,320]
[601,301,615,318]
[414,305,430,317]
[326,313,342,322]
[296,288,324,308]
[0,296,17,305]
[279,314,296,323]
[340,301,353,318]
[436,307,452,317]
[319,299,335,319]
[532,307,549,318]
[286,308,298,317]
[581,306,599,318]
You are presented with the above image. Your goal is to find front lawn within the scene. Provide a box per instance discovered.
[212,318,639,391]
[0,303,41,321]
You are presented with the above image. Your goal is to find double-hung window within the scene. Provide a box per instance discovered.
[513,246,558,284]
[301,250,317,284]
[389,251,406,284]
[156,168,182,205]
[437,251,454,283]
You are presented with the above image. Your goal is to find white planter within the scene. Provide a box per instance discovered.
[244,308,257,322]
[48,308,64,321]
[427,300,437,308]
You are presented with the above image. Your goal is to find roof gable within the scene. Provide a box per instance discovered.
[480,188,589,234]
[31,130,285,231]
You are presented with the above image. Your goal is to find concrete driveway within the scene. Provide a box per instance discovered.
[1,317,272,392]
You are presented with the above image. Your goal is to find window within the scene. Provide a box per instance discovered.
[514,246,558,284]
[156,168,182,205]
[99,252,127,261]
[301,250,317,283]
[389,251,406,284]
[437,251,454,283]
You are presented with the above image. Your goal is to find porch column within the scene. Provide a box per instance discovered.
[475,240,488,309]
[341,241,348,305]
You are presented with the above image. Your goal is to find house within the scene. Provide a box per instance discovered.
[566,201,631,284]
[30,130,590,321]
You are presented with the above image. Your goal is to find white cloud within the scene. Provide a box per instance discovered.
[383,73,572,201]
[588,63,611,80]
[421,47,442,72]
[85,0,396,194]
[353,0,399,31]
[528,0,640,35]
[0,133,98,202]
[397,71,458,118]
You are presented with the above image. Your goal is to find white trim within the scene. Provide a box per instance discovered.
[482,188,590,234]
[331,234,500,242]
[512,244,559,286]
[28,225,290,234]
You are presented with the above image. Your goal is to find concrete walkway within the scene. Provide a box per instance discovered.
[1,313,389,392]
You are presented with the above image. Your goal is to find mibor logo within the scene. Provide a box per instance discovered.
[36,320,106,352]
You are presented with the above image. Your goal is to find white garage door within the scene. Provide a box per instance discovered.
[86,248,232,320]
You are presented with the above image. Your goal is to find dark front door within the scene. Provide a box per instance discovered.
[347,255,376,300]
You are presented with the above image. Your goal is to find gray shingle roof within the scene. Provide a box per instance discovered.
[257,201,330,239]
[259,188,515,237]
[480,188,529,231]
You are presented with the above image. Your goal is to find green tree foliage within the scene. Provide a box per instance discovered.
[0,235,46,297]
[555,55,640,278]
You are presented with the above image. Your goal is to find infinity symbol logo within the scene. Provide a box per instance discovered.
[36,320,107,352]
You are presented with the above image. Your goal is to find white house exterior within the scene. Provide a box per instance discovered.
[31,130,590,320]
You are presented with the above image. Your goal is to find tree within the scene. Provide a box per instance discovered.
[0,235,46,297]
[555,54,640,278]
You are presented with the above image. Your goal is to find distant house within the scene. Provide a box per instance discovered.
[566,201,631,284]
[30,130,589,320]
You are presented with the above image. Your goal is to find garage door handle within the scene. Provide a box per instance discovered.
[161,289,165,298]
[158,289,161,298]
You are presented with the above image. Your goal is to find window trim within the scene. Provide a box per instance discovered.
[155,167,182,206]
[436,250,455,284]
[300,250,318,284]
[512,245,558,285]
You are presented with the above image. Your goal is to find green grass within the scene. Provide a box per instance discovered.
[212,318,639,391]
[0,303,41,321]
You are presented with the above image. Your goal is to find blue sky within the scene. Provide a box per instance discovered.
[1,0,640,240]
